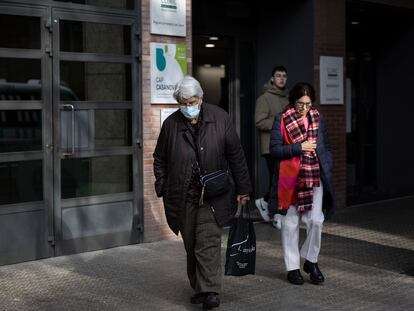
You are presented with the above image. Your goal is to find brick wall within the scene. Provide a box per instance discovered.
[313,0,347,210]
[141,0,192,242]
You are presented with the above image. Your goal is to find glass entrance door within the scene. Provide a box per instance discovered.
[51,9,140,255]
[0,5,52,265]
[0,3,141,264]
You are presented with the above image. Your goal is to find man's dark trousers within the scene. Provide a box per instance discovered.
[262,153,275,203]
[178,201,222,294]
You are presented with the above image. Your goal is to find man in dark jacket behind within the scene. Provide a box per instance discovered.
[153,76,252,310]
[254,66,289,226]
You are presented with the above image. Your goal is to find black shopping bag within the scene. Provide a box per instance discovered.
[224,205,256,276]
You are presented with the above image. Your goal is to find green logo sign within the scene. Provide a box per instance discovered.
[156,48,166,71]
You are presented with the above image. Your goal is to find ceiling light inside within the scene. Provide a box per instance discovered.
[209,36,219,40]
[205,44,215,48]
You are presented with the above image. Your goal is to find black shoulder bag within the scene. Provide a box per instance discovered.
[199,168,231,205]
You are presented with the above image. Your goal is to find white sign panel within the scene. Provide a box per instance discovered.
[151,42,187,104]
[160,108,178,126]
[150,0,186,37]
[320,56,344,105]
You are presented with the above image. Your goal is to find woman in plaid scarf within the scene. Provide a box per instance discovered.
[268,82,334,285]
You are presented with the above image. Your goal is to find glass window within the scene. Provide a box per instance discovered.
[60,20,131,55]
[0,14,40,49]
[61,155,132,199]
[60,109,131,151]
[54,0,134,10]
[60,61,132,101]
[0,58,42,100]
[0,160,43,205]
[95,110,131,147]
[0,110,42,153]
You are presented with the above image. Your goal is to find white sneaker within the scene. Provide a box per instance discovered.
[255,198,270,222]
[272,213,282,230]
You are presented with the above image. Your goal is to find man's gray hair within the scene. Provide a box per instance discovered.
[173,75,204,102]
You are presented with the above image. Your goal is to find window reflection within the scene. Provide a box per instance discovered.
[60,61,132,101]
[0,14,40,49]
[0,160,43,205]
[0,110,42,153]
[95,110,131,147]
[60,20,131,55]
[61,155,132,199]
[0,58,42,100]
[54,0,134,10]
[60,109,131,152]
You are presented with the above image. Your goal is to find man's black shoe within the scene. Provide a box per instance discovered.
[287,269,304,285]
[190,292,207,304]
[303,260,325,284]
[202,292,220,310]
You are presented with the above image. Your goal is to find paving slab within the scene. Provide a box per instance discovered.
[0,197,413,310]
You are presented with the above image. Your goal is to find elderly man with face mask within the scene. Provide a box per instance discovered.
[153,75,252,309]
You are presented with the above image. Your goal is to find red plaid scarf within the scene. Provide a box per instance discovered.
[282,107,320,211]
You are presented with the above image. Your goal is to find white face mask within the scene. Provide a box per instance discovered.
[180,103,200,119]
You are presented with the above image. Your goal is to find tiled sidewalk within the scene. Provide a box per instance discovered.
[0,197,413,310]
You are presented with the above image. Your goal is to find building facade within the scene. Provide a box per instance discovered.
[1,0,413,266]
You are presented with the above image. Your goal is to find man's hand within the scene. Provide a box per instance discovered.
[237,194,250,205]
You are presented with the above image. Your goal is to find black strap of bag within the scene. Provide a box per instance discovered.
[183,118,230,206]
[182,118,202,173]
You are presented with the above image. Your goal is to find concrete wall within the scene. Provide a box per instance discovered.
[255,1,314,91]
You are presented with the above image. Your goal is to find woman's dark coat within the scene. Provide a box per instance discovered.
[268,111,335,220]
[153,103,252,234]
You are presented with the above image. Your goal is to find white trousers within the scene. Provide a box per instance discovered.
[280,182,324,271]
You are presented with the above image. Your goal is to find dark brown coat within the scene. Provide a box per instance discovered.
[153,103,252,234]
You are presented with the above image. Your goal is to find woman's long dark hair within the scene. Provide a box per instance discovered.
[286,82,316,110]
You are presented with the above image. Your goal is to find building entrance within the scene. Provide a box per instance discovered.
[0,1,141,265]
[192,0,256,192]
[346,1,414,205]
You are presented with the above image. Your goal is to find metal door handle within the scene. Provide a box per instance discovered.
[61,104,75,156]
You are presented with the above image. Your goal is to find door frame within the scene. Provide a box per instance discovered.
[50,8,142,255]
[0,4,54,262]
